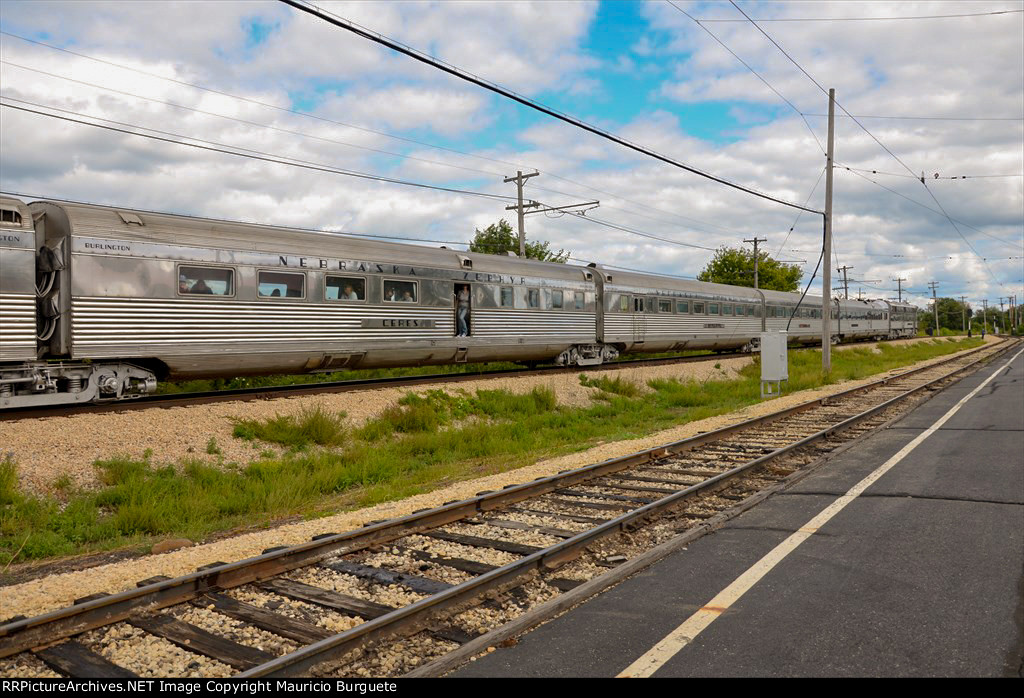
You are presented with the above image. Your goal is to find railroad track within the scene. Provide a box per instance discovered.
[2,338,1014,678]
[0,351,739,421]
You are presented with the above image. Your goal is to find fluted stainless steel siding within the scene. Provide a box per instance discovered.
[470,310,594,339]
[0,293,36,360]
[604,315,761,338]
[70,297,461,354]
[70,298,596,355]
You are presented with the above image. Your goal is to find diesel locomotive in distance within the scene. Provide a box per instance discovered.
[0,196,918,409]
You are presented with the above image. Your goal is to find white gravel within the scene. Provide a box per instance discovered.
[82,624,233,678]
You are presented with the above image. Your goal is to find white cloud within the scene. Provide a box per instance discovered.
[0,0,1020,308]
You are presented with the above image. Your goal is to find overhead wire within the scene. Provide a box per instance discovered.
[0,59,504,179]
[728,0,1021,287]
[1,98,729,254]
[0,29,751,247]
[279,0,824,214]
[0,99,514,202]
[665,0,826,155]
[696,9,1024,22]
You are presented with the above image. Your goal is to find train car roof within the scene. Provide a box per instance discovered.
[0,196,35,233]
[602,268,764,300]
[758,288,825,304]
[27,198,594,282]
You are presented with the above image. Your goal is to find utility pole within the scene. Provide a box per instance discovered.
[837,265,854,299]
[982,299,988,335]
[928,281,940,334]
[999,298,1007,334]
[744,237,768,289]
[892,277,907,303]
[959,295,968,333]
[822,87,835,374]
[504,171,540,257]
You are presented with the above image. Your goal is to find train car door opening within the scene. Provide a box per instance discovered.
[455,283,471,337]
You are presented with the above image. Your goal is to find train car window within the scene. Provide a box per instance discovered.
[634,297,645,312]
[326,276,365,301]
[528,289,540,308]
[659,299,672,313]
[677,301,689,314]
[384,280,417,303]
[258,271,305,299]
[178,266,233,296]
[619,295,629,312]
[0,208,22,225]
[501,287,514,307]
[722,304,733,316]
[693,301,705,314]
[708,303,720,315]
[552,290,563,309]
[575,292,585,310]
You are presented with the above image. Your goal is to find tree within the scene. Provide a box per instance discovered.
[469,219,569,263]
[919,297,973,334]
[697,246,802,292]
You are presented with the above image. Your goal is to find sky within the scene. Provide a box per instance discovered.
[1,0,1022,311]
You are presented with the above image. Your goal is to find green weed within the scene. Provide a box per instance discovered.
[0,338,985,566]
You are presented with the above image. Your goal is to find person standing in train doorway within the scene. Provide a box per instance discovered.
[456,284,471,337]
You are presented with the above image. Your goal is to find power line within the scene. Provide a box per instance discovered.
[837,163,1024,180]
[0,29,750,247]
[775,165,827,256]
[0,30,530,174]
[839,168,1023,250]
[728,0,1022,286]
[665,0,825,155]
[279,0,824,214]
[804,113,1024,121]
[1,99,726,255]
[0,99,514,202]
[696,9,1024,22]
[0,59,504,179]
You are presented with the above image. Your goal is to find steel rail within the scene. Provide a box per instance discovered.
[0,351,740,421]
[237,339,1018,676]
[0,339,1010,661]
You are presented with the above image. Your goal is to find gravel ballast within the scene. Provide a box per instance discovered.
[0,337,996,621]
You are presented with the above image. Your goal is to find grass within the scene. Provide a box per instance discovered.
[232,404,347,450]
[0,337,984,567]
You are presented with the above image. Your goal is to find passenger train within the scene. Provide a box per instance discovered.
[0,196,918,408]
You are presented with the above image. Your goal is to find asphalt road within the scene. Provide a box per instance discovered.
[455,347,1024,678]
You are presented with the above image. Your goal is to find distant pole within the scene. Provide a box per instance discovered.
[928,281,940,334]
[504,171,540,257]
[982,299,989,335]
[837,265,854,299]
[744,237,768,288]
[959,295,967,333]
[822,88,835,373]
[893,276,906,302]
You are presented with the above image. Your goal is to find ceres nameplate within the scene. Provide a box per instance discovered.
[362,319,435,329]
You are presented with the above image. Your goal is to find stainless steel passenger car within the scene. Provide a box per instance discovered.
[0,197,36,363]
[0,197,920,408]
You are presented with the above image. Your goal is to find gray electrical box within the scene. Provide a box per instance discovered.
[760,331,788,397]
